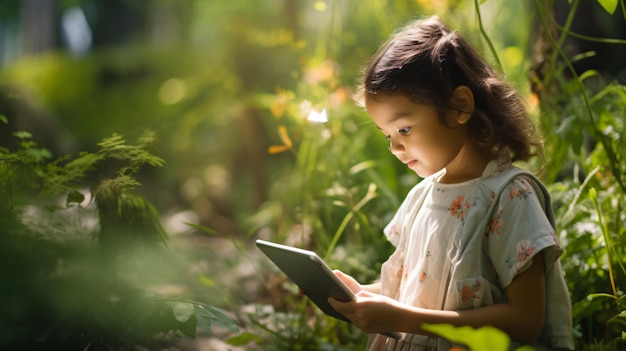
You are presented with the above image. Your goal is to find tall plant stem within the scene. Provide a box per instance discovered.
[474,0,503,73]
[589,188,619,305]
[324,183,377,261]
[3,161,12,209]
[533,0,626,193]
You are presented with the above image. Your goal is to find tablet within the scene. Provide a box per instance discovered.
[256,239,401,340]
[255,239,354,321]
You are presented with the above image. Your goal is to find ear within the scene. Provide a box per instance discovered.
[450,85,474,124]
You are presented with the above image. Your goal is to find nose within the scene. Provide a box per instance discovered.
[389,138,404,154]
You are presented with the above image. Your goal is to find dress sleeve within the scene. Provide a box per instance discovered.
[383,180,430,246]
[383,207,404,247]
[485,175,563,288]
[379,182,429,298]
[379,200,406,298]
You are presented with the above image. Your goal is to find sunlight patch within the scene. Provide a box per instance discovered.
[159,78,186,105]
[307,108,328,123]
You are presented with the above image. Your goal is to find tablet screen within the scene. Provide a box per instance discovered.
[255,239,354,321]
[256,240,401,340]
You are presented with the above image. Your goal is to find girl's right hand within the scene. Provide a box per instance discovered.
[333,270,362,293]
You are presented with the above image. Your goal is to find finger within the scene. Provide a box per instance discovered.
[328,297,348,312]
[357,290,375,298]
[333,270,361,293]
[328,297,339,310]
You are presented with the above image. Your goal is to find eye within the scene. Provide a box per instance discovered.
[398,127,411,135]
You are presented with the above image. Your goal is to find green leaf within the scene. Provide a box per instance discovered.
[587,292,616,300]
[0,114,7,124]
[226,331,264,346]
[422,324,510,351]
[596,0,618,14]
[25,147,52,161]
[13,130,32,139]
[177,314,198,338]
[349,160,377,175]
[198,275,216,288]
[171,301,194,323]
[579,69,599,82]
[183,221,221,236]
[194,304,239,333]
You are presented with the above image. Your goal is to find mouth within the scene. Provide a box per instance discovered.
[403,160,417,168]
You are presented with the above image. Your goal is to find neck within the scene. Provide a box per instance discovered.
[439,142,493,184]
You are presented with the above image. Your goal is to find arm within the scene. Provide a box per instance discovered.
[330,252,546,342]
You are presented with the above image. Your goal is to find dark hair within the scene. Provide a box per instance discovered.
[355,16,542,163]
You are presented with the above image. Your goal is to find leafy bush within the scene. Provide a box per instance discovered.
[0,125,238,350]
[531,0,626,348]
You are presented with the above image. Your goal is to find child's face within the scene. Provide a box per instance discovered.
[366,93,469,178]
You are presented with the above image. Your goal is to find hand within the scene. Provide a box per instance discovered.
[333,270,362,294]
[328,290,401,335]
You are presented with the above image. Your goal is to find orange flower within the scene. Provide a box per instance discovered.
[449,196,470,219]
[517,241,536,262]
[509,186,520,199]
[419,271,427,283]
[485,209,503,236]
[449,196,465,216]
[268,125,293,154]
[461,284,475,303]
[277,125,292,148]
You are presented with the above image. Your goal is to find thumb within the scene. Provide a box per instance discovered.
[334,270,361,293]
[328,296,348,311]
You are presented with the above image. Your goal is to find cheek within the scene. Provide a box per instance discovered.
[424,127,466,158]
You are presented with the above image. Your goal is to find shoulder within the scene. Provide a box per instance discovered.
[474,166,553,226]
[481,166,545,195]
[404,173,438,201]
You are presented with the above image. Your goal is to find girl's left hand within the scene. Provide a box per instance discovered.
[328,290,402,334]
[333,270,362,294]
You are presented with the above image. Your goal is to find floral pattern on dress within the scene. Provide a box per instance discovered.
[374,164,573,351]
[505,239,537,273]
[460,279,482,303]
[448,195,471,220]
[509,177,533,200]
[419,271,427,283]
[485,208,503,237]
[516,239,536,264]
[487,192,497,209]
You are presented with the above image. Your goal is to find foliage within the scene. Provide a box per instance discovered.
[422,323,534,351]
[0,126,238,350]
[1,0,625,350]
[532,0,626,348]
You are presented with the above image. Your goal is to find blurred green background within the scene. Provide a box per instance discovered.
[0,0,625,350]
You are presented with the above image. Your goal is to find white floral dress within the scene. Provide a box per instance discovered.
[366,160,574,351]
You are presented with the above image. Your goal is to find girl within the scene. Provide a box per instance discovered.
[328,16,574,350]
